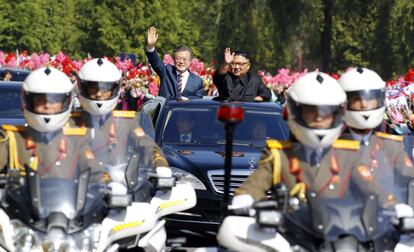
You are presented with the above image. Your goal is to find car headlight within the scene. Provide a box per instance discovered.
[170,167,206,190]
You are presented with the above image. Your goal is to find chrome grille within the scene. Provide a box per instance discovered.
[207,169,254,194]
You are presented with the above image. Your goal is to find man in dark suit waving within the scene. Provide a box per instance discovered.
[145,27,204,100]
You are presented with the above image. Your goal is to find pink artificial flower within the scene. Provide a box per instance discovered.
[189,58,204,76]
[163,54,174,65]
[39,53,50,67]
[257,71,265,77]
[148,81,159,96]
[0,51,6,65]
[55,51,65,63]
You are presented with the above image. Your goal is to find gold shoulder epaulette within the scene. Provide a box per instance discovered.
[70,111,82,117]
[63,127,87,136]
[333,139,360,150]
[375,132,403,142]
[266,139,292,149]
[112,110,136,118]
[1,124,26,132]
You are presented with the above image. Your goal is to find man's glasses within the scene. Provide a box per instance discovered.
[230,61,250,67]
[174,57,190,62]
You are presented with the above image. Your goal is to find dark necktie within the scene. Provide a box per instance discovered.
[360,139,368,146]
[178,74,183,97]
[310,150,321,166]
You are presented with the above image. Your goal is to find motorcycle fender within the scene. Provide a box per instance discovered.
[151,183,196,218]
[0,209,15,251]
[97,202,157,251]
[138,220,167,252]
[217,216,292,252]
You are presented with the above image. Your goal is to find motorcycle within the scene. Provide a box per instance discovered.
[0,153,196,252]
[217,180,414,252]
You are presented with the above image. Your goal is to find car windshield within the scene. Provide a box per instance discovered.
[161,107,289,147]
[0,85,22,115]
[0,69,30,82]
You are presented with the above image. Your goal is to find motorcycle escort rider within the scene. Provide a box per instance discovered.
[338,67,414,204]
[230,71,406,250]
[0,67,100,178]
[69,58,170,200]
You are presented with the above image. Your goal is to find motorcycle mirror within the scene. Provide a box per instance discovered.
[398,217,414,233]
[254,200,284,228]
[108,194,132,208]
[76,168,90,212]
[156,177,175,189]
[125,154,139,191]
[408,178,414,208]
[25,164,41,217]
[148,172,176,190]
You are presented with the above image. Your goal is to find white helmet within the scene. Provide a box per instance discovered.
[287,72,346,148]
[338,67,385,129]
[77,58,122,115]
[22,67,74,132]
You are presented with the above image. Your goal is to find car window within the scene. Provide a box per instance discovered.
[161,107,289,148]
[0,85,22,114]
[0,69,30,82]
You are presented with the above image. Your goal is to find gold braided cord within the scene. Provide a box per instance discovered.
[290,182,306,201]
[6,131,23,171]
[270,148,281,185]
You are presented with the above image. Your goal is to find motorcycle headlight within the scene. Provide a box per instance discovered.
[11,220,39,251]
[15,228,38,250]
[171,167,206,190]
[72,224,102,251]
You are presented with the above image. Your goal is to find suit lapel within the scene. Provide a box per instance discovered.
[186,73,194,92]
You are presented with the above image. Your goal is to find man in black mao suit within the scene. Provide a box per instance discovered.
[145,27,204,100]
[213,48,271,102]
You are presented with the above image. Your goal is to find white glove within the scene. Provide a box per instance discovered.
[230,194,254,214]
[156,167,172,177]
[395,203,414,218]
[109,182,128,195]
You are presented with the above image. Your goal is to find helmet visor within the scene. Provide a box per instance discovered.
[346,89,385,111]
[78,80,120,101]
[23,92,72,115]
[288,99,344,130]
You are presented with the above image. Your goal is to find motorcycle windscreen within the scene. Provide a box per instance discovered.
[38,178,77,219]
[91,129,159,194]
[6,166,106,226]
[286,173,399,243]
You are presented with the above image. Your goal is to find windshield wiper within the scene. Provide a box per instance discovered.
[216,140,251,146]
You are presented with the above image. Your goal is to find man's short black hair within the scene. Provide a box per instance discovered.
[233,50,250,61]
[173,46,193,59]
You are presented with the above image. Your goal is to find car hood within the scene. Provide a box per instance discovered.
[163,144,262,176]
[0,116,25,126]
